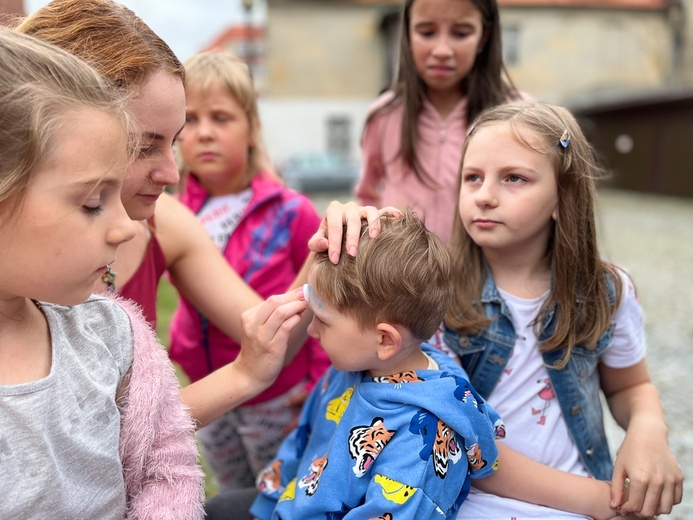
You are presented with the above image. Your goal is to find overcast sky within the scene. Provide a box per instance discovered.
[25,0,267,61]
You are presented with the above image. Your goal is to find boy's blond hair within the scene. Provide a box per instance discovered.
[312,209,451,341]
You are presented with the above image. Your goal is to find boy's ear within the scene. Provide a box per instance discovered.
[375,323,402,361]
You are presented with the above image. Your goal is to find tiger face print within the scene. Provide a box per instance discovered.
[493,417,506,439]
[466,442,488,472]
[372,371,424,385]
[298,454,328,496]
[348,417,396,477]
[256,459,283,494]
[433,419,463,478]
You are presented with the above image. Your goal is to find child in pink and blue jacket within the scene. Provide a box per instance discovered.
[169,51,330,492]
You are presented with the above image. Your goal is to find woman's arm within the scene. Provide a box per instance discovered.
[157,195,388,426]
[157,194,271,339]
[599,360,683,517]
[179,288,308,429]
[158,195,384,354]
[156,194,312,363]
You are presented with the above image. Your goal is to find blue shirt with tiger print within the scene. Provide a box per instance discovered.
[251,344,502,520]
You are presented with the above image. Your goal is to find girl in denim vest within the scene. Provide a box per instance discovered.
[441,101,682,518]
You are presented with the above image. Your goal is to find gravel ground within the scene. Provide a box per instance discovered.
[596,189,693,519]
[309,188,693,518]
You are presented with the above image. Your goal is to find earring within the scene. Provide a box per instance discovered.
[101,265,116,292]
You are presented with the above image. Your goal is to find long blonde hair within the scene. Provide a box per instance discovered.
[445,101,622,367]
[0,27,130,221]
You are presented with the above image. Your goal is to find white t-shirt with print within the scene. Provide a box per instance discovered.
[197,189,252,250]
[455,270,645,519]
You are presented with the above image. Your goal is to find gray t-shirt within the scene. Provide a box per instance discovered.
[0,296,134,519]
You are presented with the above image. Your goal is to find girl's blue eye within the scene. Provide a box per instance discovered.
[507,175,524,183]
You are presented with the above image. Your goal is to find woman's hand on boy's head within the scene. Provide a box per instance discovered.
[308,201,403,264]
[237,288,308,392]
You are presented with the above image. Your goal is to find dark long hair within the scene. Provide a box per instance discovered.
[367,0,519,186]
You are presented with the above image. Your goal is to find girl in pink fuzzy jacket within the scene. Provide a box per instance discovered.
[0,25,316,519]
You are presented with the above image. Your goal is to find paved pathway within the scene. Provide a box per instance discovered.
[310,188,693,517]
[596,189,692,519]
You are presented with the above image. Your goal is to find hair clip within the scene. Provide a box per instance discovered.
[559,129,570,148]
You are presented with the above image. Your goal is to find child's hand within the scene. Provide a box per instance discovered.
[586,479,627,520]
[308,201,403,264]
[610,422,683,517]
[591,479,642,520]
[237,288,309,392]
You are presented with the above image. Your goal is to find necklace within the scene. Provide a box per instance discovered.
[101,265,116,292]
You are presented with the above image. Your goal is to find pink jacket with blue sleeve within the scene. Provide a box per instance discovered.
[169,172,331,405]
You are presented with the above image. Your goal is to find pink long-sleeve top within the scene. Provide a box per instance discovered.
[355,92,469,244]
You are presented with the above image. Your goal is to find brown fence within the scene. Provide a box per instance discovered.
[573,90,693,198]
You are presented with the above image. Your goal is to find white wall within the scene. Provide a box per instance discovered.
[502,8,673,105]
[258,97,372,165]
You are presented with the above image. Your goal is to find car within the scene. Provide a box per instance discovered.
[276,152,360,193]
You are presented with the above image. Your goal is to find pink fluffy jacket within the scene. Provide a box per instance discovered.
[115,295,205,519]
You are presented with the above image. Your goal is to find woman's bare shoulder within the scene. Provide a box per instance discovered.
[153,192,211,263]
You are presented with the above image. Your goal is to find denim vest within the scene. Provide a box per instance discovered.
[443,274,616,480]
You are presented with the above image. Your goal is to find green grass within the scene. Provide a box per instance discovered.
[155,276,179,350]
[155,277,218,498]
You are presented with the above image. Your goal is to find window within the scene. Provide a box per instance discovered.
[503,25,521,66]
[326,116,351,154]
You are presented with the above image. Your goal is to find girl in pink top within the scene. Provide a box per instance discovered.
[356,0,522,244]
